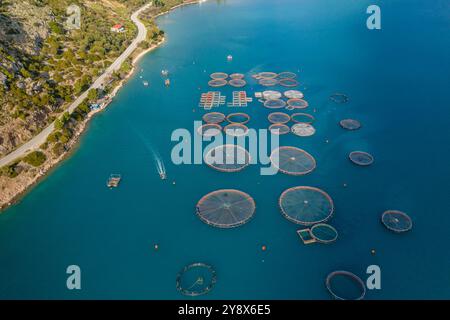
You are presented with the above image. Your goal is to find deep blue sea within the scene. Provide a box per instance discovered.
[1,0,449,299]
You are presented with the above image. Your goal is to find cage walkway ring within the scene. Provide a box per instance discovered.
[381,210,412,233]
[176,262,217,296]
[203,112,226,124]
[210,72,228,80]
[279,186,334,225]
[268,112,291,124]
[340,119,361,130]
[208,79,227,87]
[349,151,374,166]
[204,144,251,172]
[197,124,222,138]
[269,123,290,135]
[226,112,250,124]
[325,271,366,300]
[196,189,256,228]
[270,147,316,176]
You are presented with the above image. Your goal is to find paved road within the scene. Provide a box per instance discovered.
[0,3,151,167]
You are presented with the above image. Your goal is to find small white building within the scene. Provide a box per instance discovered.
[111,24,125,33]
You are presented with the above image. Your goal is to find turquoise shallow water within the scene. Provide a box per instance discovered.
[1,0,449,299]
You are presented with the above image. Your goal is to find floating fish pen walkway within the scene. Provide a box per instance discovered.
[196,189,255,228]
[268,112,291,124]
[176,263,217,297]
[381,210,413,233]
[224,123,249,137]
[269,123,290,135]
[291,113,315,124]
[297,223,338,245]
[227,91,253,107]
[197,124,222,138]
[279,186,334,226]
[199,92,226,109]
[202,112,226,124]
[340,119,361,130]
[270,146,316,176]
[326,271,366,300]
[291,123,316,137]
[349,151,374,166]
[204,145,251,172]
[330,93,349,104]
[226,112,250,124]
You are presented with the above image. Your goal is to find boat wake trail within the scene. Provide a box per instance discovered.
[133,128,167,180]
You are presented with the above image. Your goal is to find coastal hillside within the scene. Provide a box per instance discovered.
[0,0,188,207]
[0,0,150,155]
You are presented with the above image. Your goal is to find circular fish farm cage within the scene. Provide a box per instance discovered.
[279,78,299,87]
[291,113,315,124]
[264,99,286,109]
[259,78,279,87]
[278,72,297,79]
[196,189,256,228]
[268,112,291,124]
[176,263,217,297]
[204,144,251,172]
[291,123,316,137]
[224,123,249,137]
[279,186,334,225]
[284,90,304,99]
[340,119,361,130]
[330,93,349,104]
[226,112,250,124]
[270,147,316,176]
[263,90,282,100]
[203,112,226,124]
[208,79,228,87]
[349,151,374,166]
[230,73,245,79]
[287,98,309,109]
[210,72,228,80]
[381,210,413,233]
[325,271,366,300]
[229,78,247,87]
[269,123,290,135]
[310,223,338,244]
[258,72,278,79]
[197,124,222,138]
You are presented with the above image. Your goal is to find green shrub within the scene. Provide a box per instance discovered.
[23,151,47,167]
[0,162,20,178]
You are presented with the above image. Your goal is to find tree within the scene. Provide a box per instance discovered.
[23,151,47,167]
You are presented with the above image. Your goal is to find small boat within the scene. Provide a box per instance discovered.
[161,69,169,76]
[160,172,167,180]
[107,174,122,188]
[227,54,233,61]
[165,79,170,86]
[143,81,149,86]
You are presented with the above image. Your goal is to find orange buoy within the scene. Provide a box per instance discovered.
[262,245,267,251]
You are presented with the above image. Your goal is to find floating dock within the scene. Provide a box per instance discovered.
[227,91,252,107]
[199,91,226,110]
[107,174,122,188]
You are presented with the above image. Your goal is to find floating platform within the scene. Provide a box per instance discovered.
[227,91,252,107]
[107,174,121,188]
[199,92,226,110]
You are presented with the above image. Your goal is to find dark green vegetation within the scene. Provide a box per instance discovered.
[22,151,47,167]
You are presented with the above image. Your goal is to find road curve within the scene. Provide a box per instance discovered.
[0,3,151,167]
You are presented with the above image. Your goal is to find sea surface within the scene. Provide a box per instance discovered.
[1,0,449,299]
